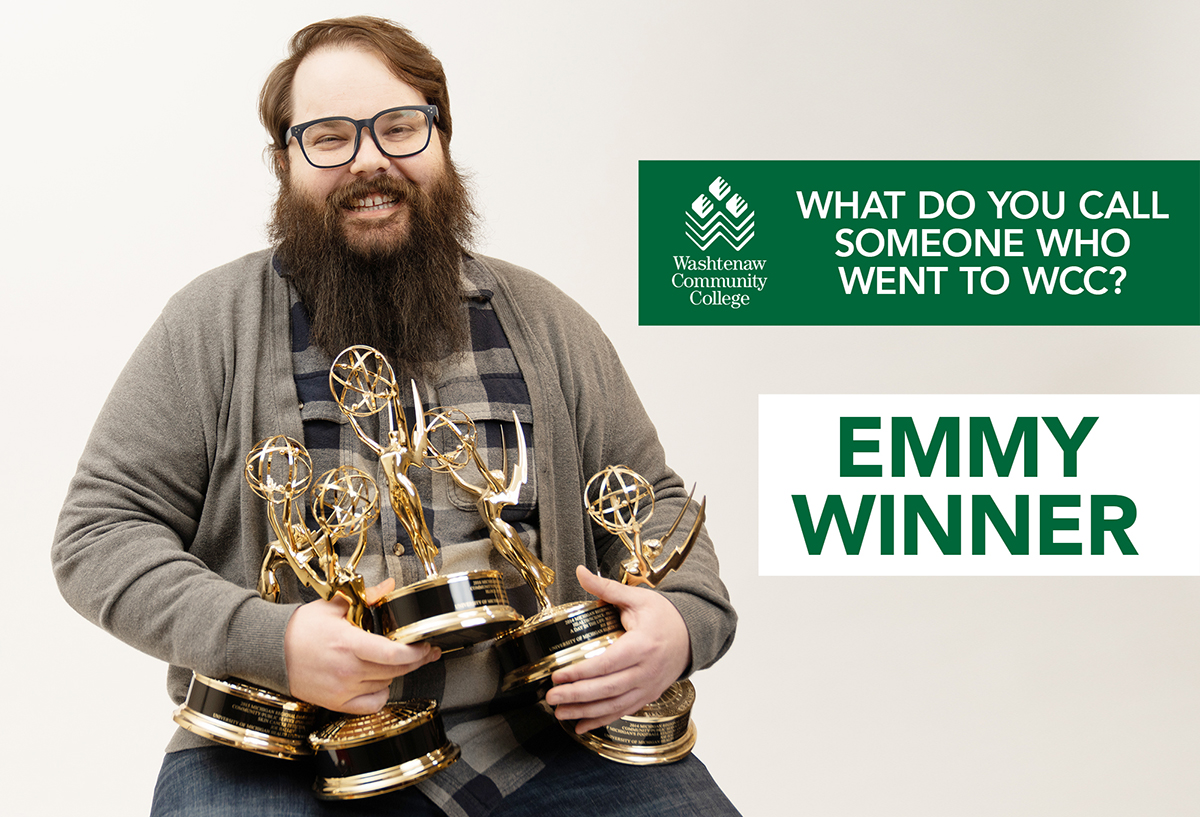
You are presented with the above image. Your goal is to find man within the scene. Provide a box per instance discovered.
[53,16,737,816]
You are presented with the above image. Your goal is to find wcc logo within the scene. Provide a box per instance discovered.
[685,176,756,251]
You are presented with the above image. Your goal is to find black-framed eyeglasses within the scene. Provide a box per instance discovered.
[284,105,439,169]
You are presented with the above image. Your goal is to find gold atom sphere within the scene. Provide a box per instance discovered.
[313,466,380,537]
[329,345,398,417]
[423,407,477,472]
[245,435,312,501]
[585,465,654,535]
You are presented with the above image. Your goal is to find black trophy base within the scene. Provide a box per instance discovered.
[309,700,459,800]
[495,600,625,694]
[172,673,322,760]
[570,680,698,765]
[377,569,523,650]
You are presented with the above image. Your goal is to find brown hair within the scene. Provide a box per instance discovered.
[259,16,452,177]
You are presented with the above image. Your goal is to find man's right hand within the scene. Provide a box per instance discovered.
[283,579,441,714]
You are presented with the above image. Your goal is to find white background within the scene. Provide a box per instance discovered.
[3,1,1198,814]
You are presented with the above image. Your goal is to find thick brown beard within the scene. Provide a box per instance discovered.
[269,158,477,384]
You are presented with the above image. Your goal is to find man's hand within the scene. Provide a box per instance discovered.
[284,578,441,714]
[545,565,692,733]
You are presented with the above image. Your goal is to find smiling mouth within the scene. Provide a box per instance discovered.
[346,193,399,212]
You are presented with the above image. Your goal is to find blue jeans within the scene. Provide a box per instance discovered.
[150,736,741,816]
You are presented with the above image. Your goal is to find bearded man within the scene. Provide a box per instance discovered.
[53,16,738,817]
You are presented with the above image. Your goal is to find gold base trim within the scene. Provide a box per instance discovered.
[516,599,604,629]
[173,705,313,760]
[497,600,625,693]
[385,604,524,647]
[500,631,623,693]
[382,570,497,596]
[312,743,461,800]
[572,721,697,766]
[172,674,319,760]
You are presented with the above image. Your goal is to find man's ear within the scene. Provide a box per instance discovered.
[264,146,290,180]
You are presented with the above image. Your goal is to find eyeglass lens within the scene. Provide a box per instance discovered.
[301,109,431,167]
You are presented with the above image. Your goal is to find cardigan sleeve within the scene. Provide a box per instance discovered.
[580,326,737,674]
[52,262,297,698]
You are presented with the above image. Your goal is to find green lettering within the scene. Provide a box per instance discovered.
[880,494,894,555]
[904,495,961,555]
[840,417,882,477]
[971,495,1030,555]
[1042,417,1098,477]
[892,417,960,477]
[969,417,1038,477]
[1039,494,1082,554]
[1090,495,1138,555]
[791,495,876,555]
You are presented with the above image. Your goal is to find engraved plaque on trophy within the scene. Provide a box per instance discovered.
[569,465,707,765]
[330,346,522,649]
[575,678,697,765]
[173,674,324,760]
[172,436,324,759]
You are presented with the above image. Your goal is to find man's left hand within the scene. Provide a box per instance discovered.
[545,564,692,733]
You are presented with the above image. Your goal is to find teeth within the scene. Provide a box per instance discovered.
[349,194,396,211]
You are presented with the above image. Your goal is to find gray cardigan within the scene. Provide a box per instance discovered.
[53,250,736,751]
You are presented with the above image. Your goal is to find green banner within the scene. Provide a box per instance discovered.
[638,161,1199,325]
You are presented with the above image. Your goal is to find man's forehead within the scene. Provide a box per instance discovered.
[290,46,425,123]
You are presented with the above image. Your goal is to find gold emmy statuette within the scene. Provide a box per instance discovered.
[309,700,460,800]
[570,465,707,765]
[495,464,703,700]
[185,436,457,796]
[173,436,323,759]
[330,346,522,649]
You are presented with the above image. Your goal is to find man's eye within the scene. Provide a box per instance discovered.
[306,133,349,151]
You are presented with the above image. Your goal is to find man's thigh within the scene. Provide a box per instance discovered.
[150,746,443,817]
[151,739,742,816]
[495,739,742,817]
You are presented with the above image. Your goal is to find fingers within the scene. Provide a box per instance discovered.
[348,625,441,673]
[339,687,393,716]
[559,688,648,733]
[544,564,694,731]
[552,670,636,704]
[709,176,731,200]
[549,632,635,685]
[547,659,657,732]
[551,566,664,686]
[548,675,662,733]
[284,595,442,713]
[545,632,657,731]
[364,576,396,605]
[575,564,640,608]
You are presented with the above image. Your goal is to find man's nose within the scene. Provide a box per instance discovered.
[349,126,389,175]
